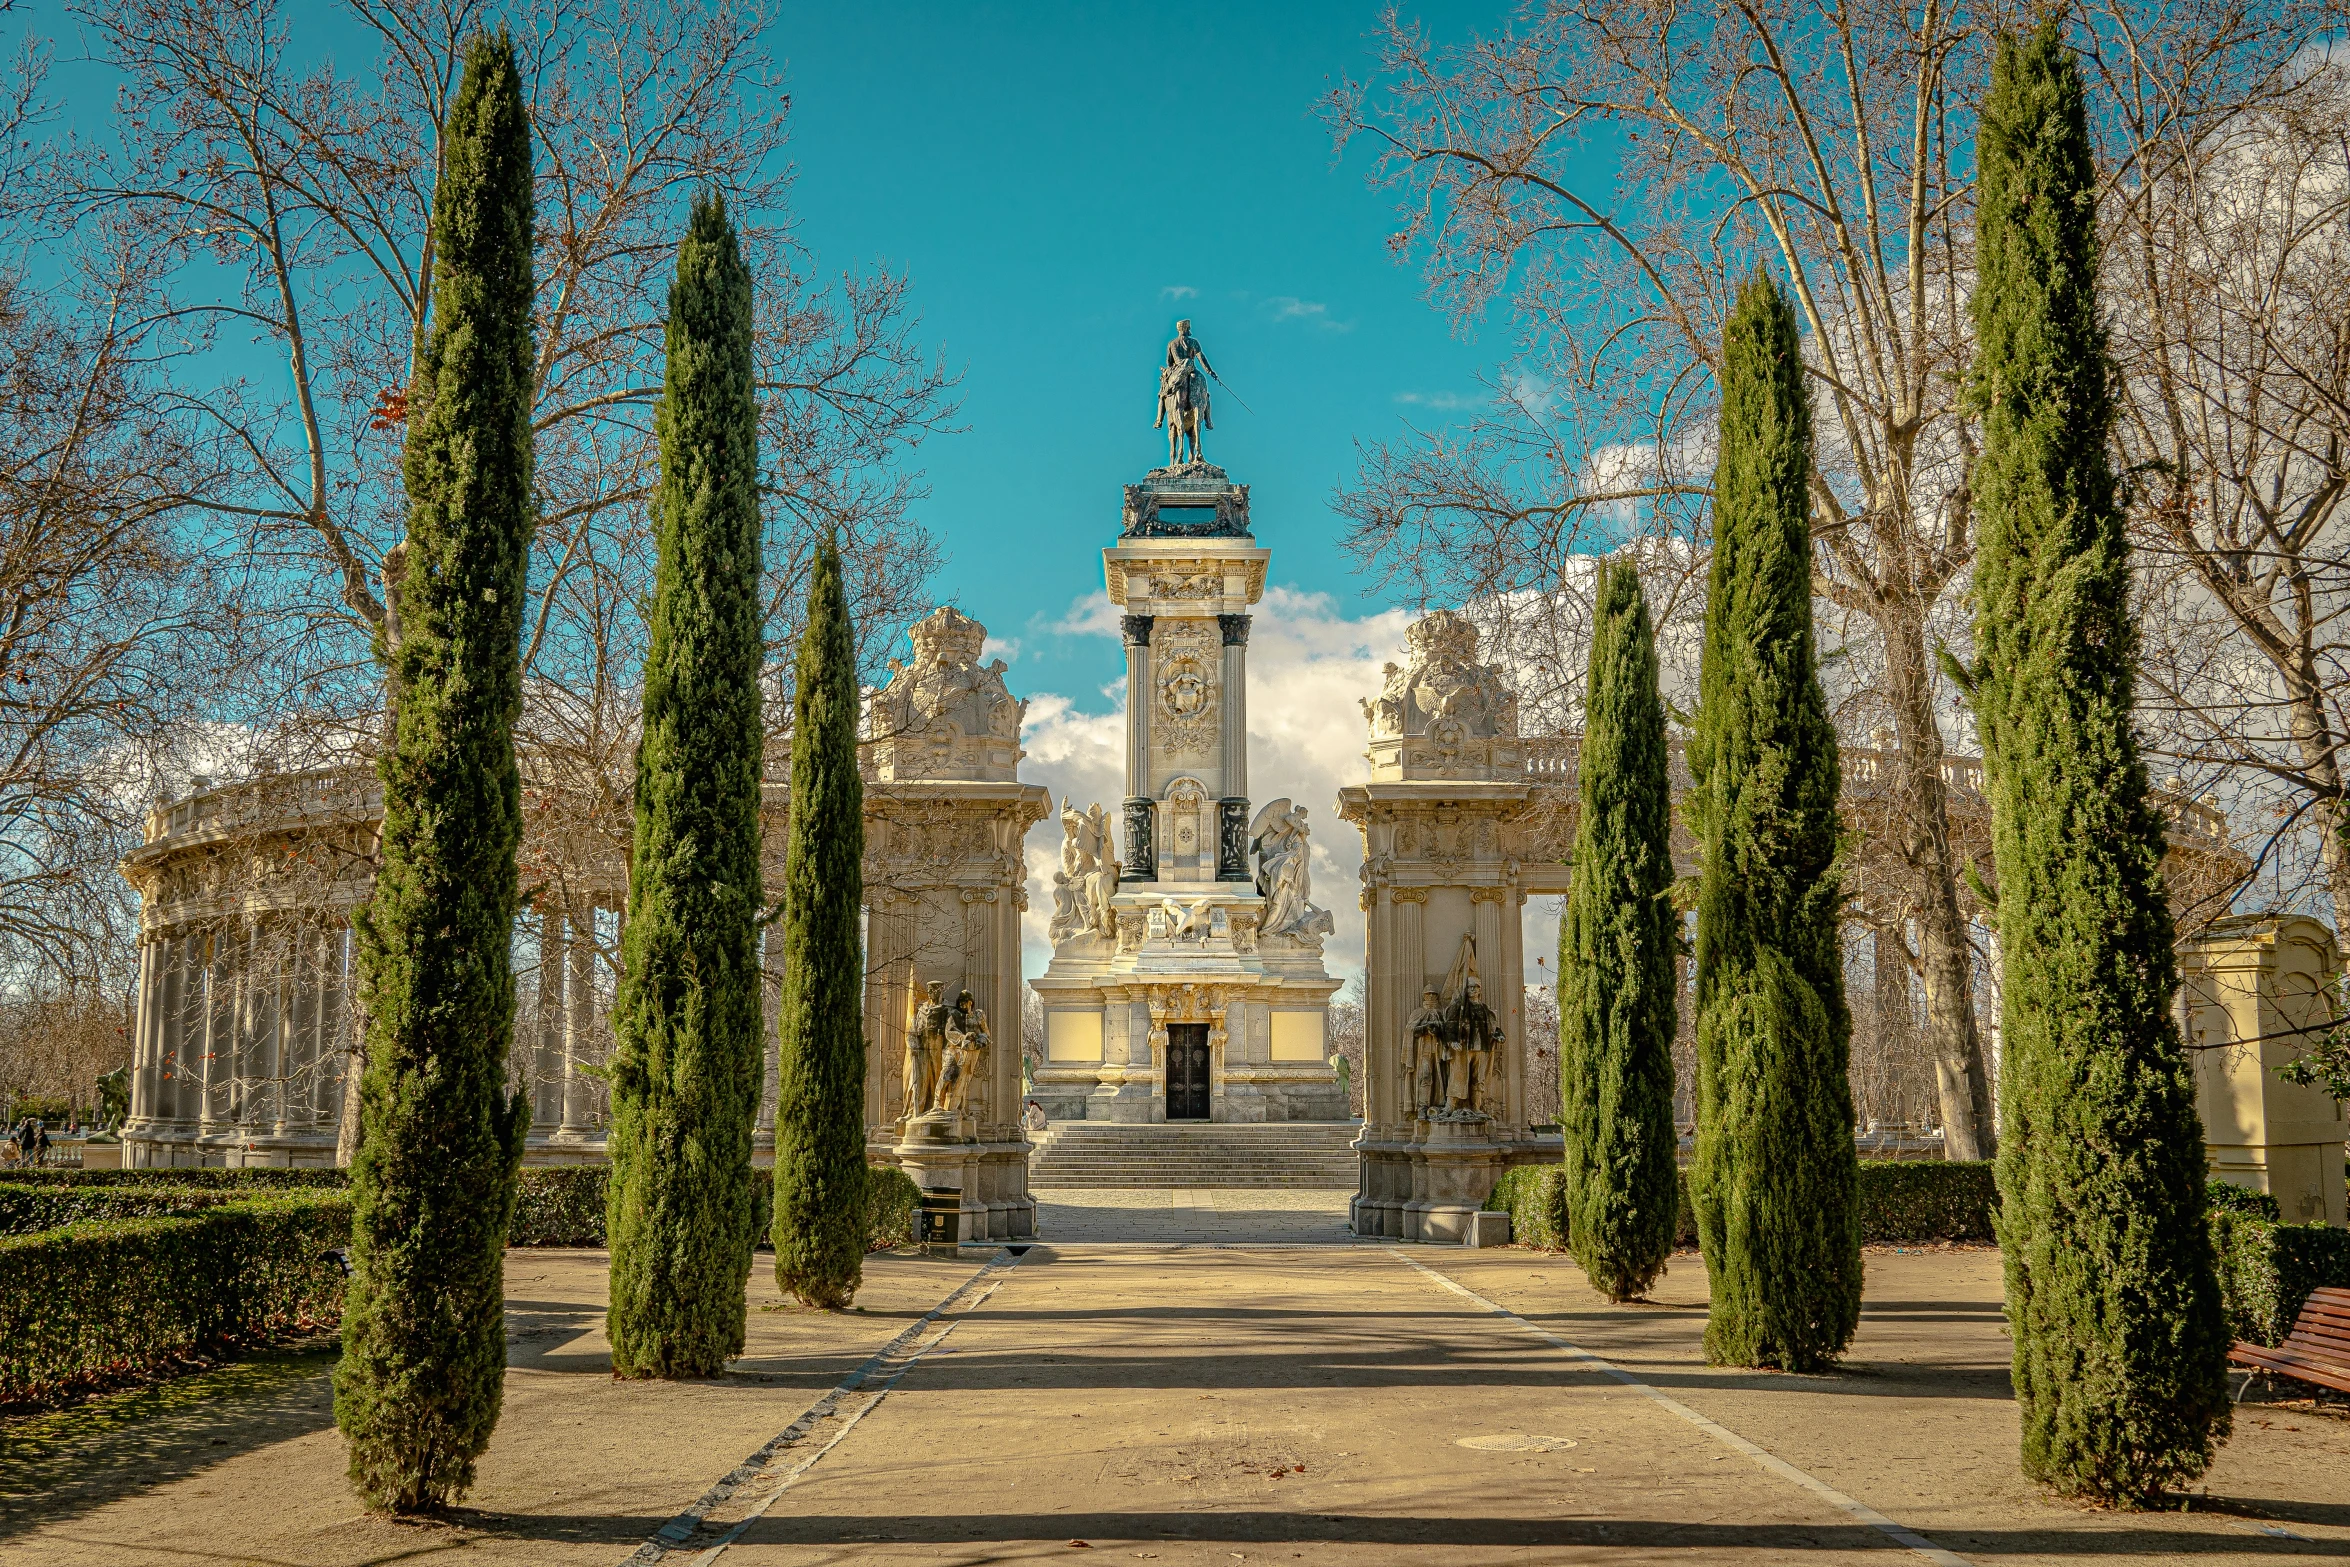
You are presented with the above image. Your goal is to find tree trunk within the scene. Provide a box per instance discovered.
[2286,682,2350,944]
[1882,608,1997,1160]
[334,1040,364,1167]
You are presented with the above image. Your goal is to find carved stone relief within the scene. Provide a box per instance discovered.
[1362,611,1525,782]
[1153,618,1221,756]
[870,606,1025,782]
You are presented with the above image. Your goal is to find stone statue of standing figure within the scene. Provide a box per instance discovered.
[1250,798,1333,940]
[1156,319,1214,467]
[901,979,951,1124]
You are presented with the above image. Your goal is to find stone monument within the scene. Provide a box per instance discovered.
[861,606,1051,1241]
[1030,327,1343,1124]
[1339,610,1574,1241]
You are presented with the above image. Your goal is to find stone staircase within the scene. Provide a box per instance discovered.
[1027,1120,1362,1189]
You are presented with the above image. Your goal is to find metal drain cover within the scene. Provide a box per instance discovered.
[1455,1433,1579,1452]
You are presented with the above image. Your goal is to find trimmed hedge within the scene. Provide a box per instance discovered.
[1854,1161,1998,1243]
[517,1161,925,1252]
[2211,1210,2350,1349]
[0,1192,353,1410]
[866,1165,922,1250]
[2205,1179,2281,1222]
[0,1167,349,1189]
[1487,1160,2000,1250]
[2,1159,1047,1253]
[514,1166,608,1246]
[0,1183,244,1237]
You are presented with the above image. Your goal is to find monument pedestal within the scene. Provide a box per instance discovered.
[1402,1115,1506,1244]
[894,1116,1035,1246]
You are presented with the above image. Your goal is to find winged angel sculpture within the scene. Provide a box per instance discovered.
[1249,798,1334,940]
[1048,798,1121,945]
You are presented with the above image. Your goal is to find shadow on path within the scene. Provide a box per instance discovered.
[0,1344,339,1534]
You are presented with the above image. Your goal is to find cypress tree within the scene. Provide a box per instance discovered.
[1688,267,1861,1373]
[1559,558,1679,1302]
[1968,23,2228,1501]
[335,31,534,1512]
[772,542,867,1307]
[604,196,766,1377]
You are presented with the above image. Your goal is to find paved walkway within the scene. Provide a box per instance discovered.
[7,1224,2348,1566]
[1035,1187,1355,1244]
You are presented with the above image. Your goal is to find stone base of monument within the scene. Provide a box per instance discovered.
[1349,1116,1508,1244]
[893,1120,1037,1247]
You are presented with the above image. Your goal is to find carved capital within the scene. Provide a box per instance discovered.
[1389,887,1430,905]
[1121,614,1155,647]
[1218,613,1251,647]
[1470,886,1510,904]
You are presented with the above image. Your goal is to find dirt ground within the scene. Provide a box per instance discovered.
[2,1219,2345,1566]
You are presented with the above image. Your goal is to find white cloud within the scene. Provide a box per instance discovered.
[1044,590,1123,639]
[1161,284,1199,301]
[1015,588,1431,987]
[1394,389,1478,410]
[1500,368,1557,421]
[982,634,1022,665]
[1262,295,1355,333]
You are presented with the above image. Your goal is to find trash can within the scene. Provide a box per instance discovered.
[920,1188,961,1250]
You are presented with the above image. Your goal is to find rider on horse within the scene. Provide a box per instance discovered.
[1156,319,1214,465]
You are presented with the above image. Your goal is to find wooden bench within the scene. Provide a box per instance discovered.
[2229,1286,2350,1397]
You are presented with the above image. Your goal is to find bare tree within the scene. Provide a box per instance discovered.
[24,0,957,1148]
[1325,0,2315,1160]
[0,35,242,998]
[1327,974,1367,1118]
[50,0,955,787]
[2110,51,2350,933]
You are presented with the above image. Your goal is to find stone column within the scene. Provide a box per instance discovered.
[261,925,289,1137]
[1122,614,1156,879]
[1363,890,1391,1130]
[962,886,997,1129]
[759,921,781,1137]
[202,930,233,1134]
[1472,886,1506,1122]
[532,907,563,1132]
[293,929,326,1128]
[317,928,352,1131]
[560,905,595,1136]
[1122,614,1154,793]
[1217,613,1251,881]
[130,935,162,1134]
[1392,888,1428,1132]
[165,932,194,1130]
[1504,885,1529,1133]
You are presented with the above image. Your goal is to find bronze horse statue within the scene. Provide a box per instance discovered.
[1156,360,1209,466]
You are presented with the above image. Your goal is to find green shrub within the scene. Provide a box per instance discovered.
[511,1167,610,1247]
[0,1183,244,1237]
[8,1096,73,1125]
[4,1163,951,1254]
[1491,1159,1996,1252]
[1485,1166,1567,1250]
[865,1165,923,1250]
[0,1167,350,1189]
[510,1163,922,1253]
[2211,1211,2350,1348]
[1856,1161,1999,1243]
[0,1192,353,1410]
[2204,1180,2280,1222]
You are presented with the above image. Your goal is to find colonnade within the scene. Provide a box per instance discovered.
[126,917,357,1164]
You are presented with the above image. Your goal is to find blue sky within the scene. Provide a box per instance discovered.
[770,0,1509,696]
[760,2,1550,978]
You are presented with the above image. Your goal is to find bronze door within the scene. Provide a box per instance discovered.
[1165,1023,1211,1120]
